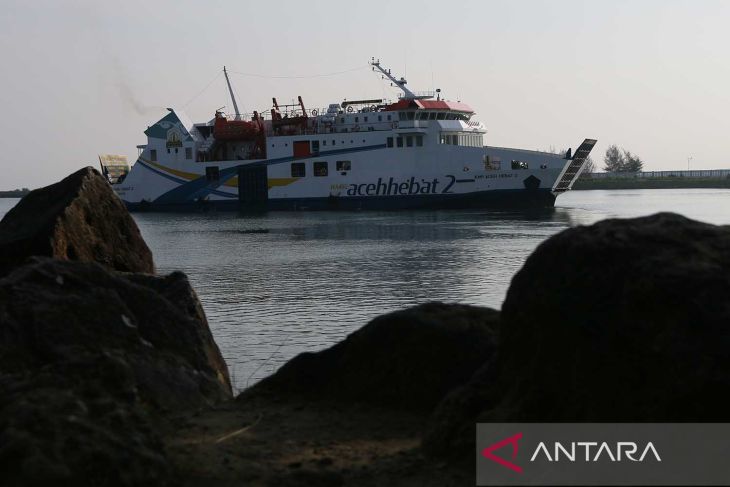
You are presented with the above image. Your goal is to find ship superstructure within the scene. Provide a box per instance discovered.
[106,59,595,211]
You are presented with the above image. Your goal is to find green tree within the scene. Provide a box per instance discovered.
[603,145,644,173]
[603,145,624,172]
[622,151,643,172]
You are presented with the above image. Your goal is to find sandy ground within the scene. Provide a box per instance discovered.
[164,391,471,487]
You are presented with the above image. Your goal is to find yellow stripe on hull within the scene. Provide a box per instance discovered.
[138,158,298,190]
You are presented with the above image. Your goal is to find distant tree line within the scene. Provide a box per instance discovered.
[0,188,30,198]
[603,145,644,173]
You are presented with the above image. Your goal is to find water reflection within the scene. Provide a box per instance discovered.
[133,208,578,389]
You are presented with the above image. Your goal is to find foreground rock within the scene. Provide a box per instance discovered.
[424,212,730,460]
[0,166,154,276]
[0,258,232,485]
[251,303,499,411]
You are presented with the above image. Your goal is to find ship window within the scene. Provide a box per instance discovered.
[311,140,320,154]
[355,117,359,122]
[429,112,437,120]
[378,115,382,122]
[406,136,413,147]
[166,148,171,154]
[387,115,392,121]
[150,149,157,161]
[418,112,429,120]
[511,160,529,170]
[397,137,403,148]
[446,113,456,120]
[291,162,306,177]
[452,135,458,145]
[399,112,407,121]
[314,161,328,177]
[416,135,423,147]
[185,147,192,159]
[174,148,179,154]
[336,160,351,171]
[341,117,345,123]
[436,112,446,120]
[387,137,394,148]
[364,116,368,122]
[407,112,415,120]
[322,140,326,146]
[205,166,220,182]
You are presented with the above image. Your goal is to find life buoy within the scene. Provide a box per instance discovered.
[346,106,354,113]
[370,105,377,112]
[311,109,318,116]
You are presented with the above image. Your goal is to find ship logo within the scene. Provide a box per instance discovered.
[166,128,183,148]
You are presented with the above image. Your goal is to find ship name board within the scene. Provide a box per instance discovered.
[341,176,454,197]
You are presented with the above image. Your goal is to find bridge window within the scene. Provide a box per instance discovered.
[314,161,328,177]
[436,112,446,120]
[407,112,415,120]
[446,113,456,120]
[336,160,351,172]
[399,112,407,121]
[150,149,157,161]
[429,112,437,120]
[291,162,306,177]
[185,147,192,159]
[387,137,394,148]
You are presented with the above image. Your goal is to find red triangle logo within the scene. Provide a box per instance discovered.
[481,432,523,473]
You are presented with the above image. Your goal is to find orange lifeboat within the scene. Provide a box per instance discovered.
[213,112,262,141]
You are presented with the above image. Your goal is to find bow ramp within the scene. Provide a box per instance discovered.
[552,138,597,193]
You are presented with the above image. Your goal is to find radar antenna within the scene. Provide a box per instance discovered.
[223,66,241,120]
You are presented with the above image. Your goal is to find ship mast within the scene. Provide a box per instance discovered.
[370,58,417,100]
[223,66,242,120]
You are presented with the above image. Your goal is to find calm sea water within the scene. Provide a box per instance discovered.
[2,189,730,389]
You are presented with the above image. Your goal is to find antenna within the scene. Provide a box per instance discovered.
[223,66,241,120]
[369,58,417,99]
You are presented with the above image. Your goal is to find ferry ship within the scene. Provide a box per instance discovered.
[102,59,596,211]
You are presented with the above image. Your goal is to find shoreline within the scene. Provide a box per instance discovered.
[573,177,730,190]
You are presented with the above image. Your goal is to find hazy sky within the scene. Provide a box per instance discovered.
[1,0,728,189]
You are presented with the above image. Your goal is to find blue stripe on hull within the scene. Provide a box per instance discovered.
[125,189,556,212]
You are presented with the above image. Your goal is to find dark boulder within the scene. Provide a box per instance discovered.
[0,166,154,276]
[0,257,233,485]
[251,302,499,411]
[424,213,730,460]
